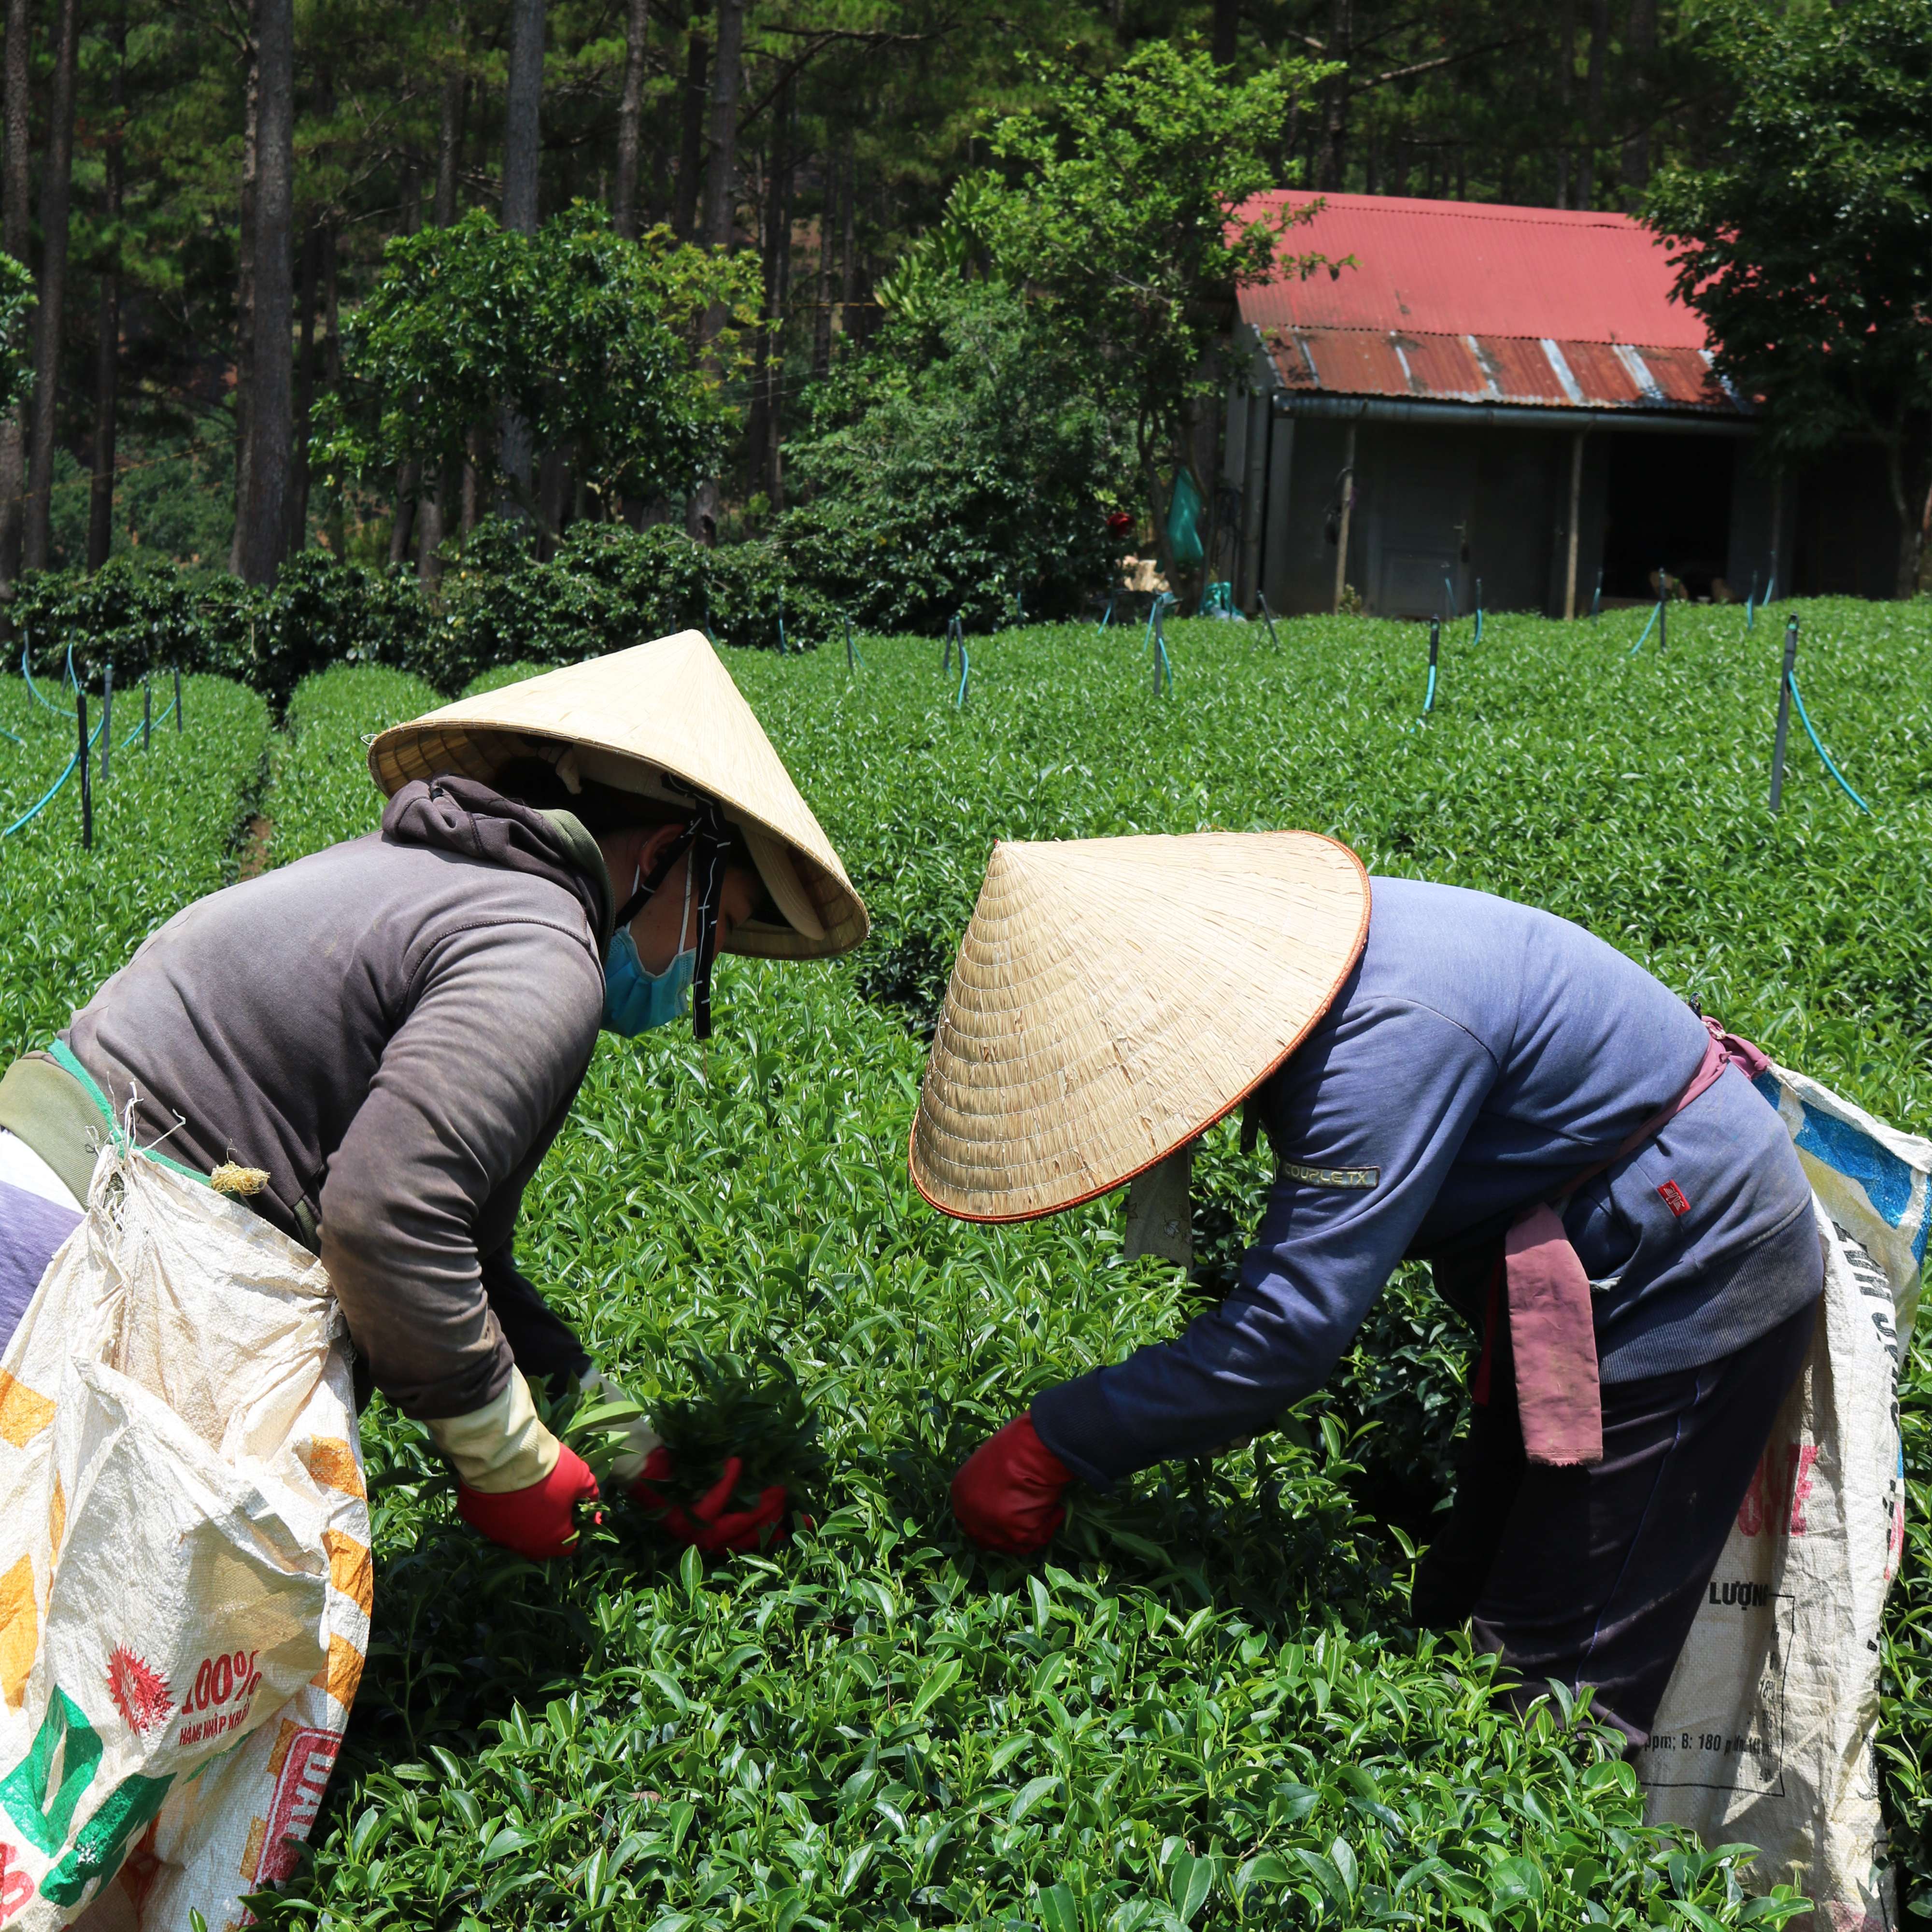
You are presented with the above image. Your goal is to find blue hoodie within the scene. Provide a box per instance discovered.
[1031,877,1819,1491]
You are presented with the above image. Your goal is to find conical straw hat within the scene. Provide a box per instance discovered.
[367,631,867,960]
[910,831,1369,1221]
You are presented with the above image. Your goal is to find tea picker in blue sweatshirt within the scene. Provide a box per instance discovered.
[911,832,1820,1747]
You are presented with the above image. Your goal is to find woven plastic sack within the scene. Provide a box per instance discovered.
[1639,1062,1924,1927]
[0,1141,369,1930]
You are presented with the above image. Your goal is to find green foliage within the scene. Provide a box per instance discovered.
[44,430,239,573]
[0,671,269,1066]
[0,249,35,414]
[429,522,836,688]
[646,1350,829,1514]
[944,41,1333,567]
[320,206,759,526]
[263,663,440,867]
[1646,0,1932,590]
[780,281,1130,631]
[12,601,1929,1924]
[13,527,818,718]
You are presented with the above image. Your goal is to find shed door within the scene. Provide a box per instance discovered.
[1371,437,1474,618]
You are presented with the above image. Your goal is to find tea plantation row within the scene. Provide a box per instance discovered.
[2,598,1921,1928]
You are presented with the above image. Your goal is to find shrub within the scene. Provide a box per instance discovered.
[429,519,837,688]
[11,524,822,714]
[779,281,1131,633]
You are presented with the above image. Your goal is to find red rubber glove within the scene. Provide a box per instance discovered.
[456,1444,600,1560]
[951,1414,1074,1555]
[630,1448,790,1554]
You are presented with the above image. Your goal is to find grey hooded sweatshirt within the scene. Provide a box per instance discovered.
[47,777,610,1419]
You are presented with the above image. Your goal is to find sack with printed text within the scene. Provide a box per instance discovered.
[1641,1063,1924,1929]
[0,1142,368,1930]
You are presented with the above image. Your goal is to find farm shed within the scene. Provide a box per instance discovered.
[1221,192,1898,617]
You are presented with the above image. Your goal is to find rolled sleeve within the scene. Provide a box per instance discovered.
[1032,999,1499,1489]
[319,920,601,1420]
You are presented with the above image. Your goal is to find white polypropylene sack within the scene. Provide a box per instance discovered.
[1640,1062,1925,1929]
[0,1142,368,1930]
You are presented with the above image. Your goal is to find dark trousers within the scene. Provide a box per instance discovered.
[1412,1294,1819,1745]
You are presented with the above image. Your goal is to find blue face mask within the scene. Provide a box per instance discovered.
[602,862,696,1037]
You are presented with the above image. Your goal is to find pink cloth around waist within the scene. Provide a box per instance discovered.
[1507,1019,1769,1468]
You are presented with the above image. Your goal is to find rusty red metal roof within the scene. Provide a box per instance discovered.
[1238,191,1742,417]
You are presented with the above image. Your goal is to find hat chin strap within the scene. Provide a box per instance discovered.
[612,798,732,1042]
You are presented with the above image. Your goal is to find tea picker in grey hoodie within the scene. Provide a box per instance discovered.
[0,639,869,1563]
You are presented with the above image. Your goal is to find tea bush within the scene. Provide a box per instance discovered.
[0,668,270,1064]
[8,600,1923,1926]
[11,523,831,720]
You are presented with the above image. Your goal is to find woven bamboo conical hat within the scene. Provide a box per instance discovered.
[910,832,1369,1221]
[367,631,867,960]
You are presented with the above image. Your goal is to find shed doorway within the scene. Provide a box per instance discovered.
[1600,434,1736,600]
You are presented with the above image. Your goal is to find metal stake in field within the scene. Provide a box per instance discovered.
[77,692,92,850]
[1421,616,1440,716]
[1257,591,1280,650]
[142,678,151,749]
[1768,616,1799,813]
[174,666,183,731]
[1658,568,1667,655]
[100,663,112,785]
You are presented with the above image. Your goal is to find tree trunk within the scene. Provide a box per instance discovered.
[499,0,544,511]
[838,138,855,338]
[288,221,320,554]
[613,0,649,238]
[811,151,835,379]
[1621,0,1657,201]
[700,0,744,251]
[238,0,294,587]
[672,0,709,241]
[0,0,31,590]
[501,0,543,237]
[1883,433,1921,600]
[434,69,464,225]
[753,83,793,510]
[87,3,128,572]
[1578,0,1607,208]
[1212,0,1237,70]
[1553,0,1575,209]
[23,0,82,573]
[1317,0,1351,190]
[229,13,261,575]
[322,229,344,555]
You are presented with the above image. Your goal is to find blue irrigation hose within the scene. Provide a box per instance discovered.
[3,710,106,838]
[1787,671,1870,813]
[21,646,65,714]
[1097,596,1113,632]
[956,644,969,709]
[1442,573,1458,619]
[1153,633,1173,695]
[1628,602,1662,656]
[1421,661,1437,716]
[1473,607,1484,647]
[0,726,21,746]
[122,693,176,749]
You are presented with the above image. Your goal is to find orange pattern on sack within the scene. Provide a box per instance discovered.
[0,1373,53,1448]
[302,1437,366,1499]
[310,1634,364,1708]
[0,1554,35,1709]
[322,1530,373,1615]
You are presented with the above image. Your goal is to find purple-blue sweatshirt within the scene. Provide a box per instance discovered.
[1031,878,1820,1492]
